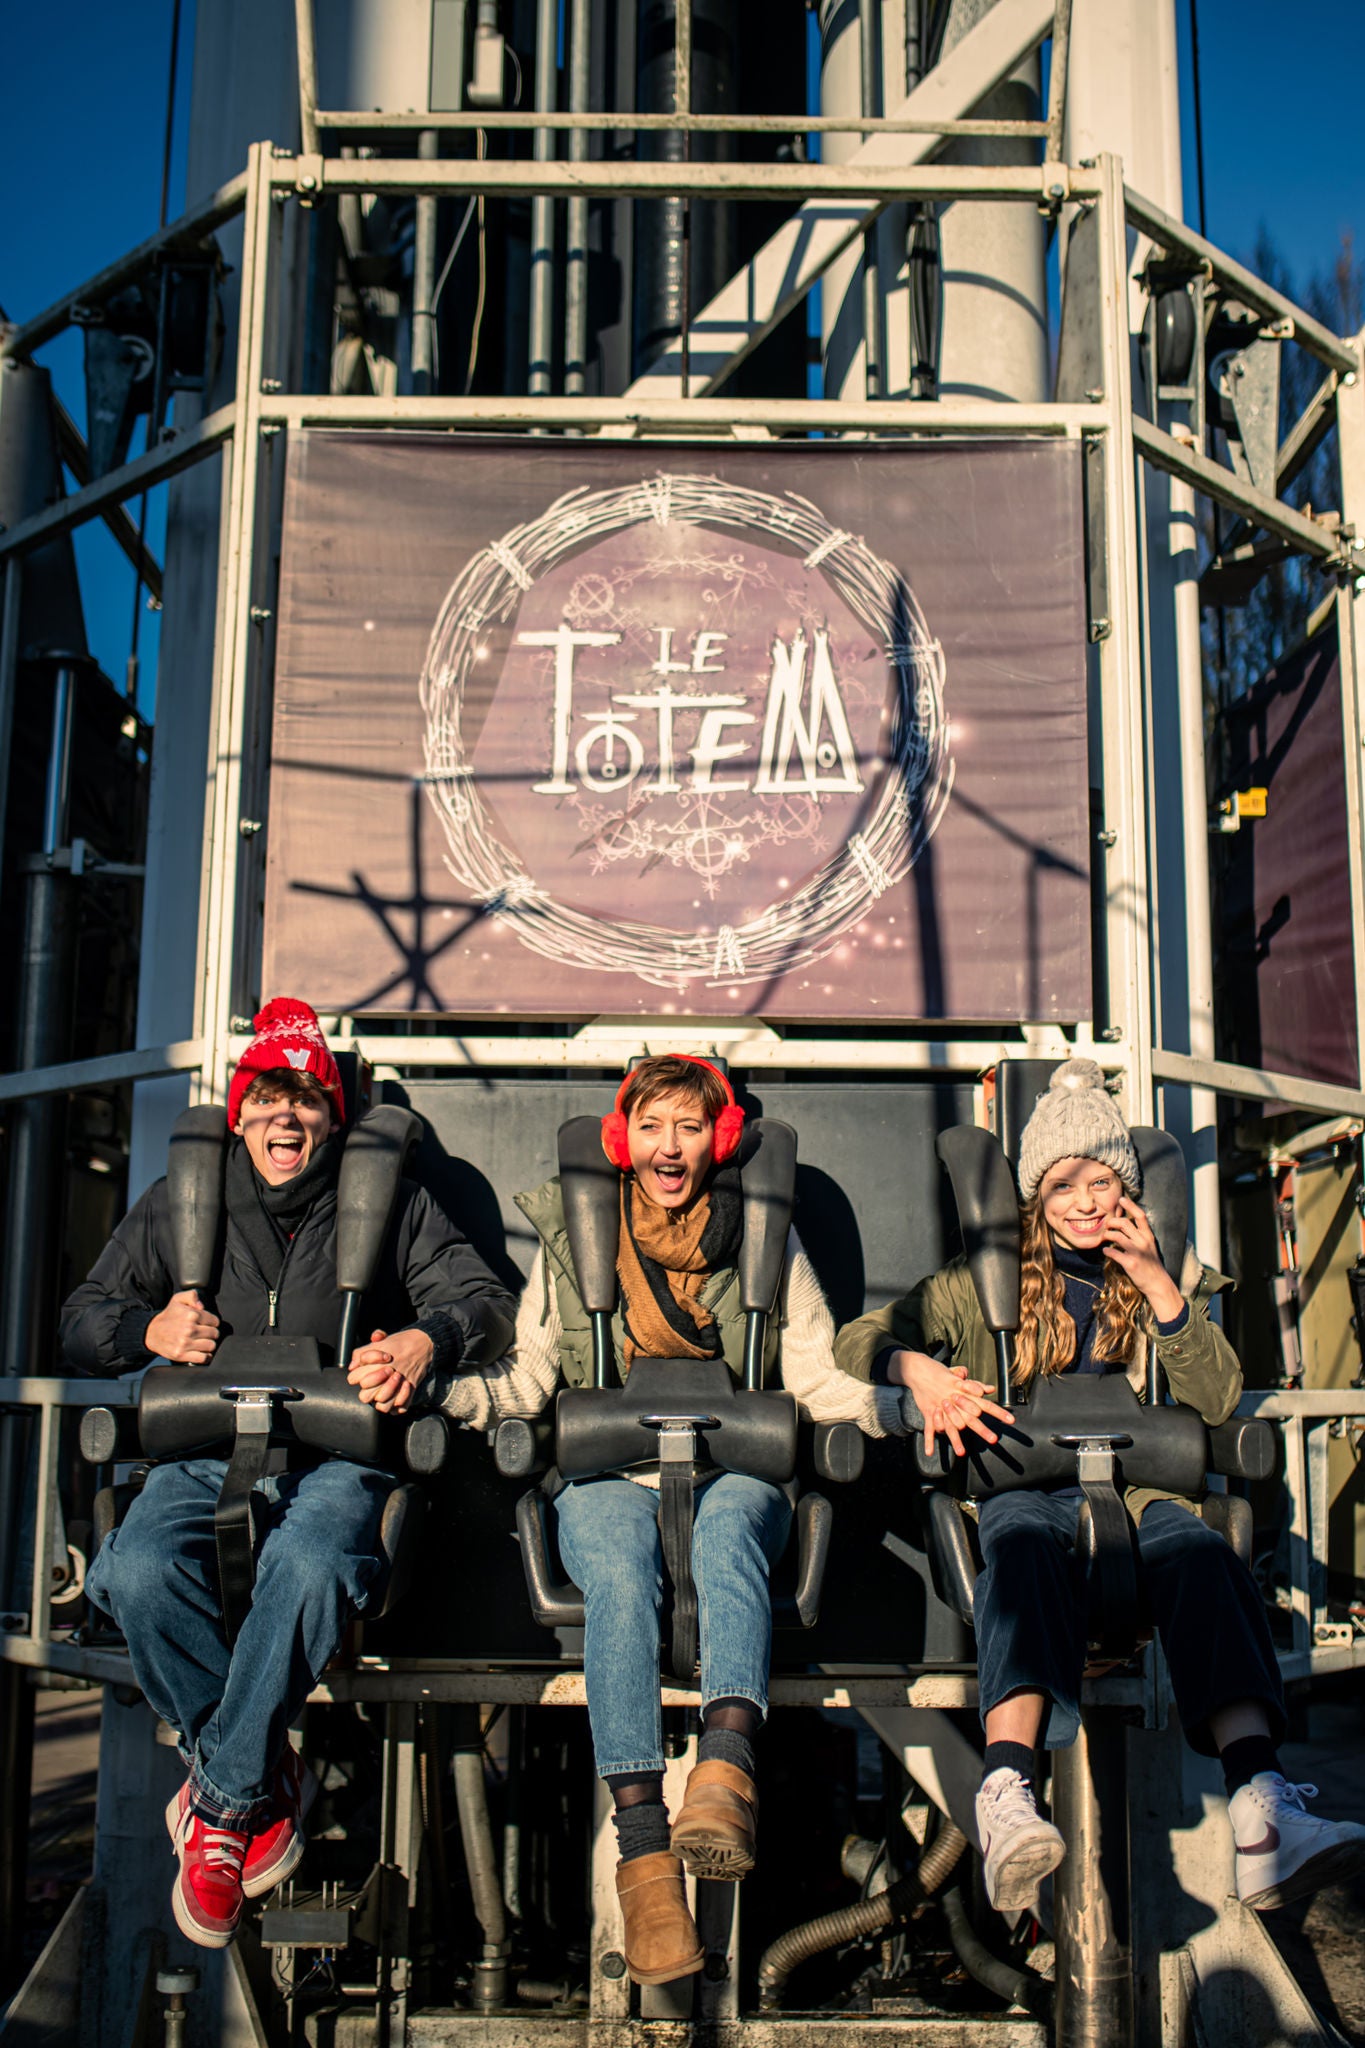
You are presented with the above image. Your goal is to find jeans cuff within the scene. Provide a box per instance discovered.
[189,1756,270,1830]
[596,1755,666,1779]
[699,1687,767,1723]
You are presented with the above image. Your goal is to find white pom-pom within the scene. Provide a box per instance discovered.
[1048,1056,1106,1094]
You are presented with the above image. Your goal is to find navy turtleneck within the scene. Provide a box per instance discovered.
[1052,1241,1110,1373]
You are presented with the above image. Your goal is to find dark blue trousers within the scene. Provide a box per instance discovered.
[974,1491,1285,1754]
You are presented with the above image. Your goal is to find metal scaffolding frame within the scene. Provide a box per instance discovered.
[0,120,1362,1699]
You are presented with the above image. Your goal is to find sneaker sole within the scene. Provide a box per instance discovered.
[987,1833,1067,1913]
[1241,1834,1365,1912]
[170,1876,241,1950]
[242,1764,319,1899]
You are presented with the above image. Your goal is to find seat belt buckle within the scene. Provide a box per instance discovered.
[1050,1430,1134,1487]
[219,1386,301,1436]
[641,1413,719,1464]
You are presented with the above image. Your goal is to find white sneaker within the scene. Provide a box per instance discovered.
[975,1767,1066,1912]
[1230,1773,1365,1910]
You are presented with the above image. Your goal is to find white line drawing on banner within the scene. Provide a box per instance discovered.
[419,473,952,992]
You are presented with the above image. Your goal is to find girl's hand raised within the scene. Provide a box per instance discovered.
[1101,1198,1186,1322]
[887,1349,1014,1459]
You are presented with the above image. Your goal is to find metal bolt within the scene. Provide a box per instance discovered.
[1085,386,1104,402]
[272,189,290,206]
[230,1015,254,1032]
[261,422,282,438]
[249,606,273,624]
[599,1952,627,1980]
[1048,183,1065,200]
[239,818,263,837]
[1096,828,1117,848]
[1099,1026,1123,1042]
[1089,617,1112,642]
[260,378,282,394]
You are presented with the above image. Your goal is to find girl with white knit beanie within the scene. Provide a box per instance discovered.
[836,1057,1365,1917]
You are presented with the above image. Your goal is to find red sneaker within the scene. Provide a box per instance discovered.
[170,1807,249,1948]
[242,1744,317,1899]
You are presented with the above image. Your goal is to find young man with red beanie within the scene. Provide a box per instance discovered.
[64,1000,516,1949]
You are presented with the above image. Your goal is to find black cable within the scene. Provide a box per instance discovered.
[1188,0,1208,239]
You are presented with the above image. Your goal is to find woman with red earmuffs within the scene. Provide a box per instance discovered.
[432,1053,1004,1987]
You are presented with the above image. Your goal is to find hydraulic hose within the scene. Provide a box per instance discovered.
[453,1747,510,2009]
[757,1822,968,2007]
[940,1886,1046,2017]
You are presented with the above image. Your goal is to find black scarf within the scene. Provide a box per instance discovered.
[225,1132,344,1292]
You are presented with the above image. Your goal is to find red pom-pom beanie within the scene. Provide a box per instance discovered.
[227,998,345,1130]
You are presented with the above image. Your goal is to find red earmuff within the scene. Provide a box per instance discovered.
[600,1055,745,1170]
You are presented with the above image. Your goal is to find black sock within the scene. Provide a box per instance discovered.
[607,1772,670,1865]
[1220,1734,1281,1797]
[982,1740,1038,1795]
[699,1698,758,1779]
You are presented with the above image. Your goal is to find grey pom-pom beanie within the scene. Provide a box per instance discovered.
[1016,1057,1141,1203]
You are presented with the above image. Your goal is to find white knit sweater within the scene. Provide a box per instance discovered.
[434,1225,911,1442]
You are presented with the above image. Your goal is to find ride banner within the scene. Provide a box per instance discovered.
[263,433,1091,1020]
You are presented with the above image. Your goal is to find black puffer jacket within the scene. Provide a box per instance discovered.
[60,1143,516,1385]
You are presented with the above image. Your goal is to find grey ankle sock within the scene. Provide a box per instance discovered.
[697,1726,755,1778]
[611,1800,671,1864]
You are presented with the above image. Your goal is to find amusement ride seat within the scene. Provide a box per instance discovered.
[78,1103,448,1643]
[914,1122,1274,1662]
[502,1114,864,1681]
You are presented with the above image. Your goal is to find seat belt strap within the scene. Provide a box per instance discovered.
[214,1395,275,1647]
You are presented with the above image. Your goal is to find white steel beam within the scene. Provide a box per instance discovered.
[265,393,1097,432]
[287,158,1087,203]
[1329,335,1365,1087]
[625,0,1056,400]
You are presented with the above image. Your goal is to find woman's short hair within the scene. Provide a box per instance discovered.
[620,1054,729,1125]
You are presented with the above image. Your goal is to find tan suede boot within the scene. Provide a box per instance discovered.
[615,1852,704,1985]
[670,1759,758,1881]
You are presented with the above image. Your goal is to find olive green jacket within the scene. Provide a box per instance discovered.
[513,1176,780,1388]
[832,1247,1240,1521]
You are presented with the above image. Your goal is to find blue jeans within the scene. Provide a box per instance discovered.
[974,1489,1285,1755]
[85,1456,390,1825]
[555,1471,792,1777]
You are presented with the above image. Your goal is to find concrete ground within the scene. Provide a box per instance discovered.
[1267,1694,1365,2044]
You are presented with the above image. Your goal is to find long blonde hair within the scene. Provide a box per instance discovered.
[1013,1193,1150,1393]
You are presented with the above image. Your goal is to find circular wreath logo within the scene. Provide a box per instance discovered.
[419,473,951,991]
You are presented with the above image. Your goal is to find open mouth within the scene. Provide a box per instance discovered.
[652,1163,688,1198]
[266,1131,306,1173]
[1066,1215,1105,1239]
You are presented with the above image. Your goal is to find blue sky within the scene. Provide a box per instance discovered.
[2,0,1361,713]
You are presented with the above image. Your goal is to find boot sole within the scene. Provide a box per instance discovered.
[671,1831,755,1883]
[1241,1835,1365,1912]
[987,1832,1067,1913]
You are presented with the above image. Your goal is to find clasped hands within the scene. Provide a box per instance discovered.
[147,1289,433,1416]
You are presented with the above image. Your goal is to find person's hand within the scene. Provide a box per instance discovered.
[347,1327,436,1414]
[1102,1197,1185,1322]
[145,1290,220,1365]
[888,1349,1014,1458]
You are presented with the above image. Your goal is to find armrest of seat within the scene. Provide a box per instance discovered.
[1199,1491,1254,1566]
[79,1406,144,1465]
[789,1490,832,1627]
[404,1412,449,1476]
[514,1488,586,1629]
[1207,1417,1275,1482]
[811,1421,864,1485]
[920,1488,978,1625]
[495,1416,554,1479]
